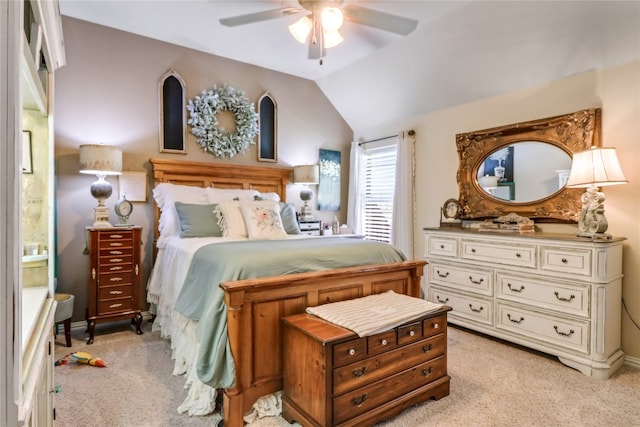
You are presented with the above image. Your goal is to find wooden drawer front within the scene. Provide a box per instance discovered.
[426,236,457,258]
[99,246,133,258]
[97,297,133,315]
[497,273,589,318]
[98,255,133,267]
[333,356,446,425]
[333,335,445,396]
[333,338,367,367]
[98,262,133,274]
[99,230,133,240]
[429,288,492,326]
[367,330,397,356]
[496,304,589,354]
[423,315,447,338]
[429,263,492,296]
[99,285,132,300]
[98,271,133,287]
[461,239,536,268]
[540,246,592,277]
[99,238,133,250]
[398,321,422,345]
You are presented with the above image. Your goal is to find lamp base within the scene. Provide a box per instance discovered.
[92,205,113,228]
[576,185,608,239]
[300,203,314,221]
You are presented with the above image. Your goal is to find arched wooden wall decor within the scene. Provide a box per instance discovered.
[257,92,277,162]
[159,70,187,154]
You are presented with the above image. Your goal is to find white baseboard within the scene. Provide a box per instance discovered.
[625,354,640,370]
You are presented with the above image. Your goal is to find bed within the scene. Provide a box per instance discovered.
[147,158,426,427]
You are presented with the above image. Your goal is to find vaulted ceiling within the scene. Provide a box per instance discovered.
[59,1,640,131]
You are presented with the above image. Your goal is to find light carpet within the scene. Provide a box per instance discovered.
[53,320,640,427]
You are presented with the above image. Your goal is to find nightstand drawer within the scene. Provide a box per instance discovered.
[299,221,321,231]
[98,297,133,315]
[99,285,133,300]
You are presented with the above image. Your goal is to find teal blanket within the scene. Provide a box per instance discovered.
[173,237,406,388]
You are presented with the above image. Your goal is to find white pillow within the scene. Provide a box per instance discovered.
[214,200,248,238]
[256,192,280,202]
[240,200,287,240]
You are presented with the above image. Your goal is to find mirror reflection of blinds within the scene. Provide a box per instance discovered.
[362,144,397,243]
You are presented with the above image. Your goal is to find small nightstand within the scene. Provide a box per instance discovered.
[298,219,321,236]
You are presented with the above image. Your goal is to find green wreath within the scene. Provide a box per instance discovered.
[187,85,259,158]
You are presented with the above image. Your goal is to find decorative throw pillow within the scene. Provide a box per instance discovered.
[174,202,222,238]
[214,200,248,238]
[279,203,301,235]
[240,201,288,240]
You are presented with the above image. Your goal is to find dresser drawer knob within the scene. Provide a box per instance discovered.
[553,325,575,337]
[516,253,522,258]
[351,366,368,378]
[554,291,576,302]
[561,258,568,263]
[507,314,525,324]
[381,339,388,346]
[468,276,484,285]
[433,323,439,329]
[436,296,449,303]
[471,248,476,253]
[422,367,433,377]
[109,303,123,309]
[436,270,449,278]
[348,349,356,356]
[422,344,432,353]
[409,330,416,337]
[468,304,484,313]
[439,244,445,249]
[507,283,525,293]
[352,393,368,407]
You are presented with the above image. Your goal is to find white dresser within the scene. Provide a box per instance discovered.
[423,227,625,379]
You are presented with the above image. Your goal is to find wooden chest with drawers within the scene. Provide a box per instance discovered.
[281,306,451,427]
[86,227,143,344]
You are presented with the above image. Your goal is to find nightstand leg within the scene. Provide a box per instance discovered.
[134,312,143,335]
[86,319,95,345]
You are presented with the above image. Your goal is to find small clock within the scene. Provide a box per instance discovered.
[114,194,133,226]
[440,198,463,228]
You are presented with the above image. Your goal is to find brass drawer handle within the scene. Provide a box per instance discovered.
[109,277,123,282]
[135,264,139,276]
[109,290,123,295]
[109,242,123,247]
[436,270,449,278]
[436,296,449,303]
[422,367,433,377]
[468,276,484,285]
[507,314,524,324]
[507,283,525,292]
[110,234,124,239]
[109,303,123,309]
[554,325,575,337]
[468,304,483,313]
[352,393,368,407]
[554,291,576,302]
[91,268,96,280]
[110,258,123,263]
[110,250,123,255]
[351,366,367,378]
[109,266,123,271]
[422,344,432,353]
[381,339,388,346]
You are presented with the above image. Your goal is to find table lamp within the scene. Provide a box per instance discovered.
[293,164,319,221]
[566,146,627,239]
[79,144,122,227]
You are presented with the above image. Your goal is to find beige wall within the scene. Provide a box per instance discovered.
[54,17,353,321]
[356,61,640,360]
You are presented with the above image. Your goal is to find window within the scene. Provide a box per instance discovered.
[361,144,397,242]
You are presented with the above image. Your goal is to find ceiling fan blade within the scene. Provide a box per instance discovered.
[342,5,418,35]
[220,7,300,27]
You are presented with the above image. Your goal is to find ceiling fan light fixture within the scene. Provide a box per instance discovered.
[320,6,344,32]
[289,16,312,43]
[323,29,344,48]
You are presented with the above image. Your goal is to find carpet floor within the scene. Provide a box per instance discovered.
[53,320,640,427]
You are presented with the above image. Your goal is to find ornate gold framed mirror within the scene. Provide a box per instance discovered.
[456,108,601,222]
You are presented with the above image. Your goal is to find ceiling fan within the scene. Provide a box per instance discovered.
[219,0,418,64]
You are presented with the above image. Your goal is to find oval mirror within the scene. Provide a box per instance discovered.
[456,108,601,222]
[476,142,572,203]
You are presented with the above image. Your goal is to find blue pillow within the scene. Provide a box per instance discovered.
[279,203,301,235]
[174,202,222,238]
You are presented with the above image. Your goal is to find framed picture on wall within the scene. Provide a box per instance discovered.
[22,130,33,174]
[158,70,187,154]
[257,92,277,162]
[318,148,341,211]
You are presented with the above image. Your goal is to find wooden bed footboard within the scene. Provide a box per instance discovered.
[220,260,426,427]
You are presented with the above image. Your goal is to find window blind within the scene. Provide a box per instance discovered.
[361,145,397,243]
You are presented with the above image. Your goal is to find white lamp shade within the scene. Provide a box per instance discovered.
[79,144,123,175]
[478,175,499,189]
[566,147,627,188]
[293,164,319,184]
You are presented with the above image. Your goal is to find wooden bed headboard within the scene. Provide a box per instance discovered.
[149,158,292,251]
